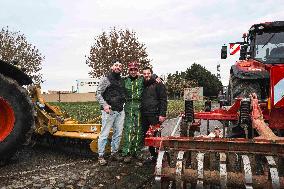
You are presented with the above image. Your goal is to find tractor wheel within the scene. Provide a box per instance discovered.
[228,73,261,104]
[0,74,34,163]
[228,73,262,138]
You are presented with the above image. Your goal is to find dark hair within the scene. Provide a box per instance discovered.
[142,66,153,73]
[111,59,121,64]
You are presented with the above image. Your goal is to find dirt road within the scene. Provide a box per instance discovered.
[0,113,223,189]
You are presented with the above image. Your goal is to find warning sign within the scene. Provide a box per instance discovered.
[229,43,241,55]
[184,87,203,101]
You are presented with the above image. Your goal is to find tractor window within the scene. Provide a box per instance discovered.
[254,32,284,63]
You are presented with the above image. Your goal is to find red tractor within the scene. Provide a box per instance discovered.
[222,21,283,105]
[221,21,284,137]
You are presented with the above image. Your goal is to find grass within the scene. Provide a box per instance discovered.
[49,100,206,123]
[49,101,101,123]
[167,100,205,119]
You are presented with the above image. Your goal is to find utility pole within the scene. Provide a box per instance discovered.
[217,64,221,80]
[58,91,61,102]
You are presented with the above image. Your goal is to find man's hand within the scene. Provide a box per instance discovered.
[103,105,111,113]
[155,77,162,83]
[159,116,166,123]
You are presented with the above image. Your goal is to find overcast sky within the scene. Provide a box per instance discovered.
[1,0,284,91]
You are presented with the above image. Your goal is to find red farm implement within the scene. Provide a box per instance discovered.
[145,21,284,189]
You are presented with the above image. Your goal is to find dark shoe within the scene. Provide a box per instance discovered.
[132,151,146,160]
[143,156,157,165]
[98,157,107,166]
[123,156,132,163]
[109,153,123,161]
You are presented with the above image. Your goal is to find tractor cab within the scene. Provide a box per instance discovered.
[221,21,284,63]
[220,22,284,105]
[248,21,284,64]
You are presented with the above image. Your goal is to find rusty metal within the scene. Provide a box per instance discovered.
[160,166,284,188]
[148,64,284,188]
[147,94,284,188]
[266,156,280,189]
[242,155,253,189]
[196,153,205,189]
[175,151,185,188]
[153,150,283,188]
[146,136,284,156]
[219,153,227,189]
[154,150,166,189]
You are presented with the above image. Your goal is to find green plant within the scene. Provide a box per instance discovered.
[49,102,101,123]
[167,100,204,119]
[50,100,206,123]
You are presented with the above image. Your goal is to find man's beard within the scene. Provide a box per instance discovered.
[129,74,138,81]
[112,71,121,79]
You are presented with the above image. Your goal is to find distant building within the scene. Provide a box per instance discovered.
[76,78,100,93]
[48,90,72,94]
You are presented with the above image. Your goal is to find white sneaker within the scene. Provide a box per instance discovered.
[98,157,107,166]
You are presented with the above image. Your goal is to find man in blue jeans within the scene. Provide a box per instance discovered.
[96,60,126,166]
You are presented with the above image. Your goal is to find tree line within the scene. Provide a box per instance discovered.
[0,27,222,98]
[166,63,223,99]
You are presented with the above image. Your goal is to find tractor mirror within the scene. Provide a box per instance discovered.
[221,45,227,59]
[239,44,248,60]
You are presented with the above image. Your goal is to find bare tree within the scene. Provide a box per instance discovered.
[0,27,44,83]
[86,28,151,77]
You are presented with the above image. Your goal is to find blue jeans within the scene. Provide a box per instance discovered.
[98,110,125,157]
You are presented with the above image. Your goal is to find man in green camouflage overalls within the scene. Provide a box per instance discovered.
[121,62,144,163]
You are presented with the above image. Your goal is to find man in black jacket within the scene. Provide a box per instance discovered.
[96,60,126,166]
[141,66,167,163]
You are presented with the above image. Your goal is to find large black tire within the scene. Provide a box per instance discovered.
[0,73,34,163]
[227,73,262,138]
[228,73,262,104]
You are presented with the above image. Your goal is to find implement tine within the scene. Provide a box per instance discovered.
[196,153,205,189]
[155,150,165,189]
[266,156,280,189]
[241,155,253,189]
[220,153,227,189]
[176,151,185,189]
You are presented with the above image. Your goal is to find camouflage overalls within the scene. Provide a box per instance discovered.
[121,76,143,156]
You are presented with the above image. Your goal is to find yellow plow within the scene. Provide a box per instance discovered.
[29,85,110,154]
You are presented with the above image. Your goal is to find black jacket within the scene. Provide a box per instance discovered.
[141,77,167,116]
[97,72,126,112]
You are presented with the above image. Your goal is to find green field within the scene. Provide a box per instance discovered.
[50,102,101,123]
[50,100,205,123]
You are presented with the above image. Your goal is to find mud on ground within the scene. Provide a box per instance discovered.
[0,146,155,189]
[0,118,220,189]
[0,118,181,189]
[0,117,217,189]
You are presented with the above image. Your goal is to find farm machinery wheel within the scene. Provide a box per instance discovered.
[228,73,262,104]
[228,73,262,138]
[0,74,34,163]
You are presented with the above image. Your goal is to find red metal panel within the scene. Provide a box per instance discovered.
[269,65,284,129]
[270,65,284,107]
[269,108,284,129]
[194,99,241,121]
[144,136,284,156]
